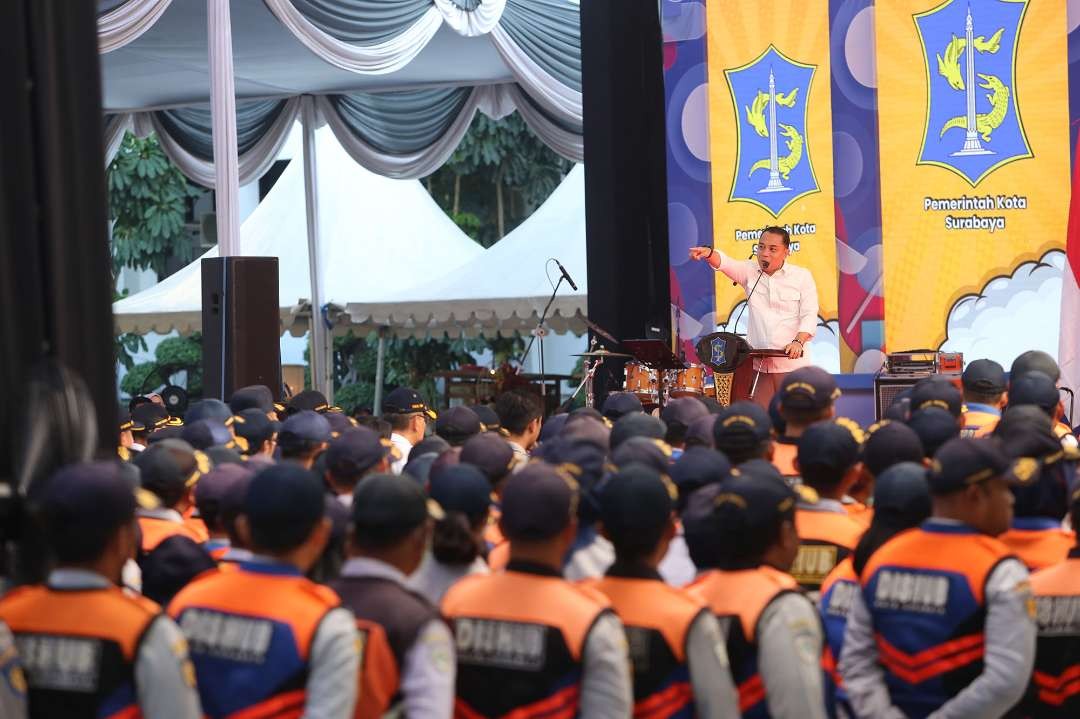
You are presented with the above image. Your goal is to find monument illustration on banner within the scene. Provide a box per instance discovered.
[915,0,1031,186]
[725,45,820,217]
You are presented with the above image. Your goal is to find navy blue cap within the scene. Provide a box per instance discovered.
[499,462,578,541]
[910,377,963,418]
[205,446,244,466]
[134,440,207,498]
[661,397,709,429]
[181,419,234,451]
[884,390,913,422]
[429,447,462,482]
[907,407,960,458]
[324,412,358,439]
[229,385,276,414]
[402,453,439,486]
[996,419,1062,461]
[713,401,773,452]
[797,418,865,472]
[996,405,1054,438]
[428,464,492,522]
[533,438,608,506]
[467,405,502,433]
[1011,350,1061,384]
[351,473,443,534]
[538,413,569,444]
[147,425,184,445]
[559,415,611,449]
[872,462,931,516]
[962,359,1006,394]
[686,414,718,448]
[928,437,1017,493]
[133,403,171,431]
[768,393,787,435]
[460,433,517,486]
[244,463,325,532]
[186,399,235,427]
[670,446,732,510]
[195,463,254,517]
[683,468,797,540]
[287,389,331,414]
[382,387,437,420]
[1008,370,1060,414]
[602,392,644,421]
[612,436,673,475]
[278,410,331,447]
[861,420,925,478]
[436,406,482,446]
[600,464,675,533]
[120,412,145,433]
[40,461,137,535]
[234,408,279,451]
[610,413,666,451]
[780,367,840,411]
[736,457,788,484]
[326,427,398,479]
[410,435,452,460]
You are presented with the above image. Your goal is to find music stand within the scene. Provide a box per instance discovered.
[622,339,686,370]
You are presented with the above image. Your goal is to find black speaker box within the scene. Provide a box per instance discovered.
[874,373,931,420]
[201,257,282,401]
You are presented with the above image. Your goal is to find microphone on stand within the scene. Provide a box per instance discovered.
[730,260,768,335]
[554,259,578,291]
[733,247,759,286]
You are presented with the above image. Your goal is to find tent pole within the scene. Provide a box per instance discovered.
[373,327,387,416]
[301,98,329,400]
[207,0,240,256]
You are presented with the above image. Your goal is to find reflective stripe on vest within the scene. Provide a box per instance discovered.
[1028,556,1080,714]
[586,576,701,718]
[0,585,159,719]
[687,565,799,718]
[167,563,339,719]
[860,524,1011,716]
[442,571,609,718]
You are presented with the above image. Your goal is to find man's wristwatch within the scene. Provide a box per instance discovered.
[791,338,804,346]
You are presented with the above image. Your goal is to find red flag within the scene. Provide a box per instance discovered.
[1058,122,1080,417]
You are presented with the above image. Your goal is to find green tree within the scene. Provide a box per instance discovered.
[118,333,203,399]
[107,132,204,277]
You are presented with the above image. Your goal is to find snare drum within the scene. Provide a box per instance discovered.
[669,365,706,397]
[623,362,659,402]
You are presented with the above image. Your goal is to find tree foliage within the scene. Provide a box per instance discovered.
[427,114,572,247]
[107,132,204,277]
[118,333,203,399]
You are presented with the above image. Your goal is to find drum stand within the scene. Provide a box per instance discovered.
[569,339,604,407]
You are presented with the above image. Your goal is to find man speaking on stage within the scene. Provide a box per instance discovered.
[689,226,819,409]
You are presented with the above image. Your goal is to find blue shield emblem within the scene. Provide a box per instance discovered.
[710,336,727,366]
[725,46,820,218]
[915,0,1031,186]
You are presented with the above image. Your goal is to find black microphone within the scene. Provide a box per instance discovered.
[730,268,765,335]
[554,258,578,291]
[733,247,760,286]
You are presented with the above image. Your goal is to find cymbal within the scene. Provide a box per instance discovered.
[573,349,633,358]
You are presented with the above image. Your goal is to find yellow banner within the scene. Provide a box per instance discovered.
[875,0,1069,351]
[706,0,838,322]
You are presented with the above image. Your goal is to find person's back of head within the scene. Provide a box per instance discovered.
[851,462,932,575]
[670,446,732,513]
[349,474,439,576]
[861,420,925,479]
[533,438,608,527]
[779,367,840,433]
[1007,370,1061,418]
[926,437,1018,536]
[495,390,544,444]
[241,464,328,566]
[134,440,204,509]
[435,406,483,447]
[1011,350,1061,384]
[611,436,673,477]
[353,415,392,440]
[277,410,331,463]
[195,464,254,535]
[599,464,677,566]
[909,376,963,418]
[796,418,864,498]
[325,427,398,494]
[610,412,666,451]
[460,432,517,493]
[907,407,960,458]
[601,391,643,423]
[428,464,492,566]
[499,462,580,566]
[961,359,1007,407]
[712,401,774,465]
[660,397,709,448]
[684,414,717,450]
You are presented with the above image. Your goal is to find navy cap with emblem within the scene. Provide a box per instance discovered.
[1011,350,1061,384]
[467,404,502,433]
[499,462,579,541]
[538,413,569,444]
[147,425,184,445]
[324,411,357,439]
[228,384,276,415]
[712,401,773,452]
[559,414,611,450]
[907,406,960,458]
[602,391,644,421]
[600,464,675,534]
[382,387,437,420]
[610,413,666,451]
[133,402,171,431]
[134,440,206,499]
[244,463,325,535]
[682,469,797,560]
[686,414,718,448]
[39,461,137,539]
[234,408,279,450]
[278,410,331,447]
[351,473,443,537]
[779,367,841,411]
[460,432,516,486]
[435,406,482,446]
[429,464,492,523]
[326,426,398,480]
[186,398,235,427]
[1008,370,1060,414]
[612,436,673,475]
[671,446,732,511]
[181,419,234,451]
[119,412,145,433]
[861,420,925,478]
[533,437,608,524]
[928,437,1018,494]
[797,419,864,473]
[287,389,331,414]
[872,462,932,517]
[962,359,1006,394]
[909,376,963,418]
[195,463,254,519]
[661,397,710,430]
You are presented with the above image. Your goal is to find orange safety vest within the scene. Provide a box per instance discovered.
[860,523,1013,717]
[181,506,210,545]
[1025,553,1080,716]
[792,507,866,592]
[819,558,859,715]
[687,565,800,718]
[1054,421,1073,440]
[442,563,611,719]
[168,562,340,719]
[959,406,1001,438]
[843,501,874,527]
[999,519,1075,571]
[0,583,161,718]
[138,515,204,552]
[487,541,510,572]
[585,570,704,718]
[771,440,799,478]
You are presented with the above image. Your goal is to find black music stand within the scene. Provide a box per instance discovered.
[622,339,686,370]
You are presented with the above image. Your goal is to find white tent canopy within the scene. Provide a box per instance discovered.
[351,165,586,338]
[113,127,482,334]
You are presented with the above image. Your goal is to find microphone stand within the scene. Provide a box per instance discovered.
[520,274,566,409]
[730,267,766,399]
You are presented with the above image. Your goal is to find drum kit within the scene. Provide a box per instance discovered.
[571,344,717,409]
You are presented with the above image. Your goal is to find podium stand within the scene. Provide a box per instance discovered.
[695,332,787,405]
[730,349,790,404]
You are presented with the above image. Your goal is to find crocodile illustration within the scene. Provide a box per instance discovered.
[744,88,799,138]
[748,123,803,180]
[935,28,1004,90]
[939,73,1009,142]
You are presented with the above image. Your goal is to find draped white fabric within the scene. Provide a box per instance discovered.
[97,0,173,53]
[489,24,581,126]
[508,85,582,162]
[263,0,445,75]
[208,0,242,256]
[104,114,134,166]
[433,0,506,37]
